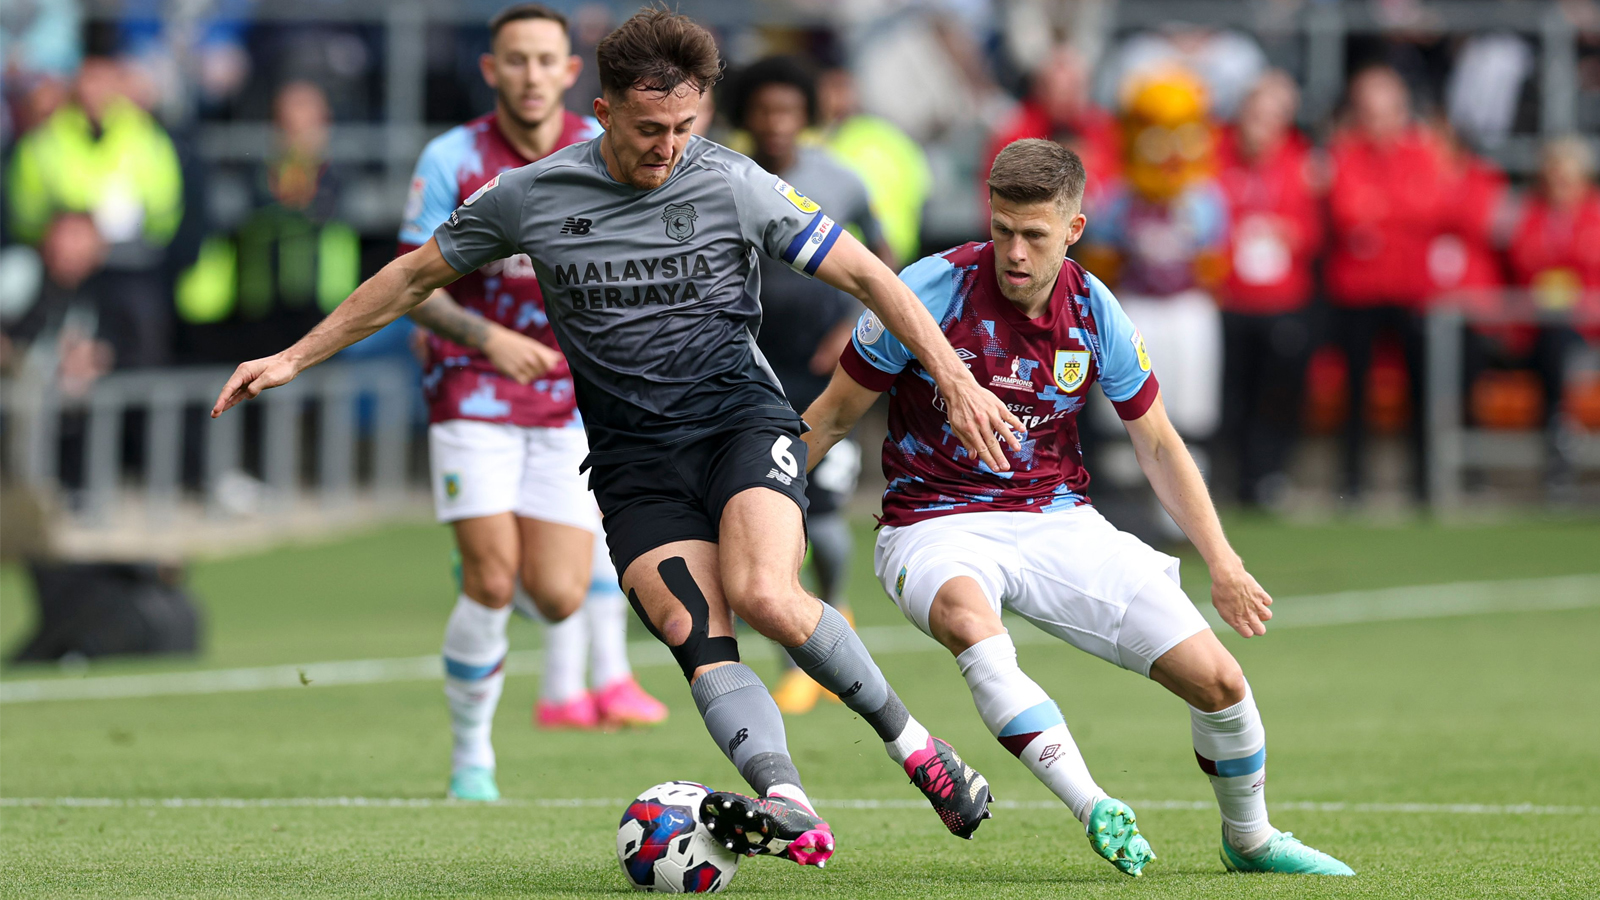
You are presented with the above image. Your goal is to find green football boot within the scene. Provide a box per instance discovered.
[1221,828,1354,875]
[448,765,500,802]
[1085,798,1156,877]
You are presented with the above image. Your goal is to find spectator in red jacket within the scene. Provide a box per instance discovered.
[1426,118,1510,302]
[1506,136,1600,470]
[1508,137,1600,297]
[1215,70,1323,507]
[986,45,1119,212]
[1325,65,1447,504]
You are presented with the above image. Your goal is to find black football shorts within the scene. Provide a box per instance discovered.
[588,417,811,579]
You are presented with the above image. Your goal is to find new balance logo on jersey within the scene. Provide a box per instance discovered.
[765,467,794,486]
[729,728,749,754]
[839,681,864,700]
[560,217,593,235]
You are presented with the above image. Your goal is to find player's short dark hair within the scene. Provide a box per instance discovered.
[489,3,568,44]
[596,6,723,99]
[987,139,1087,214]
[731,56,818,129]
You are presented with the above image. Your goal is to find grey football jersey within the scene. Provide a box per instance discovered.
[433,135,845,463]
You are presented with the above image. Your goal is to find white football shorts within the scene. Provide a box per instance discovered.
[873,506,1209,676]
[428,420,602,532]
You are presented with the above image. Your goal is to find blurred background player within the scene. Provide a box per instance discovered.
[394,3,665,802]
[732,55,892,714]
[1214,71,1323,509]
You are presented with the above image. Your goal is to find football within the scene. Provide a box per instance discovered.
[617,781,741,893]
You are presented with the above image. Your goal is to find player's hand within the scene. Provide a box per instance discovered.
[482,326,561,385]
[211,354,298,418]
[941,375,1025,473]
[1211,563,1273,638]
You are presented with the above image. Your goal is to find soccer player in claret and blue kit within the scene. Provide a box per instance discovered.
[395,3,666,805]
[211,7,1018,871]
[802,138,1356,877]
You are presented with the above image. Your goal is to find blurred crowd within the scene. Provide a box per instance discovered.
[4,1,1600,507]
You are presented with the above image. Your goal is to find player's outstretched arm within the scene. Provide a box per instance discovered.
[408,290,561,385]
[1124,396,1273,638]
[813,232,1023,472]
[799,364,882,472]
[211,239,462,417]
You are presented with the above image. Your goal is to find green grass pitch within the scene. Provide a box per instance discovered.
[2,515,1599,898]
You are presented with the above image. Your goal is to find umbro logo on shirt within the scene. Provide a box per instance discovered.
[560,217,593,235]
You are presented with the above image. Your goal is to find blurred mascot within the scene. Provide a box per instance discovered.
[1078,69,1228,462]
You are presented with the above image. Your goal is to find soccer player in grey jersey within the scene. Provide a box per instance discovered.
[212,9,1023,868]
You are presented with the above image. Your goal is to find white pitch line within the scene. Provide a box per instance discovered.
[1,796,1595,817]
[3,574,1596,705]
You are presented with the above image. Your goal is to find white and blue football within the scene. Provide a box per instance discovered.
[617,781,739,893]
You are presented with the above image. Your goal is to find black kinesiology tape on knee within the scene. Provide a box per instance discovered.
[627,556,739,680]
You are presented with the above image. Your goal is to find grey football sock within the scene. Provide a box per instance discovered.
[778,513,854,672]
[691,663,803,795]
[786,603,911,741]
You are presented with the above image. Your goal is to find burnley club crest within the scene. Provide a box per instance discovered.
[1053,349,1090,392]
[662,202,697,242]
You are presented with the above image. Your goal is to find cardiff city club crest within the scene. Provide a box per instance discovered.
[662,202,697,242]
[1053,349,1090,392]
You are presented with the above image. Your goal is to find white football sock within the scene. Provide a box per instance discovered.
[958,633,1107,824]
[1190,682,1274,853]
[442,594,511,772]
[884,718,931,766]
[537,588,589,704]
[765,782,815,814]
[586,581,633,689]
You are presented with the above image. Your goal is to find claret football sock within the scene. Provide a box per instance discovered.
[1189,682,1274,854]
[536,592,589,704]
[786,603,919,750]
[957,633,1107,824]
[585,582,632,689]
[691,663,804,795]
[442,594,511,771]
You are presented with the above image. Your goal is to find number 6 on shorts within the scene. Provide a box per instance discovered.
[770,435,799,478]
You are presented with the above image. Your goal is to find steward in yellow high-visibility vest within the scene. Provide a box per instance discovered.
[6,95,183,255]
[175,153,360,362]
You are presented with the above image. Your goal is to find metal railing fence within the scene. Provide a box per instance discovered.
[1,359,420,536]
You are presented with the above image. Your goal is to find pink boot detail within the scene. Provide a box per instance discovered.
[594,676,668,727]
[535,692,600,730]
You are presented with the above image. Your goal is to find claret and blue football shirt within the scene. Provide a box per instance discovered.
[840,242,1160,526]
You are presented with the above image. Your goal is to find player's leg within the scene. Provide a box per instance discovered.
[719,482,993,839]
[442,512,518,800]
[771,441,858,715]
[508,426,602,730]
[1134,580,1355,875]
[877,514,1151,876]
[619,538,832,866]
[517,515,600,729]
[585,533,667,726]
[430,421,525,801]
